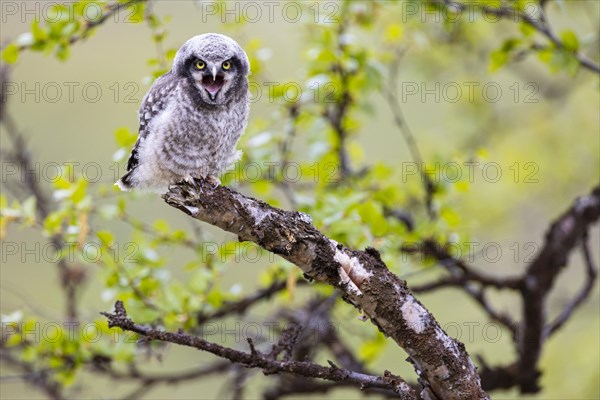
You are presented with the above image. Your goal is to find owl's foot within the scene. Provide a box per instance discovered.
[182,175,196,185]
[206,175,221,189]
[173,175,202,192]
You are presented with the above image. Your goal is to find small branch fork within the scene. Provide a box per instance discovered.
[407,185,600,393]
[159,179,490,399]
[8,0,149,52]
[101,301,417,399]
[434,0,600,74]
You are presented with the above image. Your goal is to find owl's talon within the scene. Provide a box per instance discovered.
[206,175,221,189]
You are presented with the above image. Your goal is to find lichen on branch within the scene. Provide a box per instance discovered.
[162,178,490,400]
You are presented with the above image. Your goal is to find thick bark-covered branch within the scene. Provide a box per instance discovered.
[545,237,598,337]
[162,179,489,399]
[517,185,600,392]
[408,185,599,393]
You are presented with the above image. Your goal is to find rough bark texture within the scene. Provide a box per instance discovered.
[163,180,490,400]
[517,185,600,392]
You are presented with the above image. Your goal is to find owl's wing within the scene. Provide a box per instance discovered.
[125,71,179,172]
[116,71,180,191]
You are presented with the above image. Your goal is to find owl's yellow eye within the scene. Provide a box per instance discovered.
[222,61,231,70]
[195,60,205,70]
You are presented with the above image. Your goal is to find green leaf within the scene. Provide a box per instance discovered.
[519,22,536,37]
[385,23,403,43]
[114,127,137,147]
[538,47,579,75]
[71,179,88,203]
[2,44,19,64]
[152,219,170,234]
[31,20,48,41]
[22,345,37,361]
[489,38,521,72]
[560,30,579,52]
[356,202,388,236]
[97,230,115,247]
[205,290,223,308]
[165,48,177,60]
[440,207,460,226]
[44,211,64,235]
[55,44,70,61]
[117,198,127,214]
[358,331,386,363]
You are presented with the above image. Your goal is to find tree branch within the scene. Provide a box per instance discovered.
[1,103,80,322]
[161,179,489,399]
[11,0,148,52]
[517,184,600,392]
[434,0,600,74]
[101,301,417,399]
[196,279,293,325]
[384,47,437,217]
[544,237,598,337]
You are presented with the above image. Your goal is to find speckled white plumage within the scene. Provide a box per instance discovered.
[116,33,250,193]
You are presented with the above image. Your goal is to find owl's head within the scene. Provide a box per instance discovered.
[173,33,250,105]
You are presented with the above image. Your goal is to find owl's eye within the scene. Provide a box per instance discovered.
[195,60,206,70]
[222,61,231,70]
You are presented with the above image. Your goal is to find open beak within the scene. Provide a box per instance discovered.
[202,66,225,100]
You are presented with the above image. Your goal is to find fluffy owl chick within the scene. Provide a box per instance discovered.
[116,33,250,193]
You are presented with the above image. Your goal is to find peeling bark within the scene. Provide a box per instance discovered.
[163,180,490,399]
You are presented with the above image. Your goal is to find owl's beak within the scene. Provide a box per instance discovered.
[211,66,217,81]
[201,70,225,100]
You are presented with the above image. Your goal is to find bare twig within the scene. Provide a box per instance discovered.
[196,279,295,324]
[383,47,437,217]
[0,351,62,400]
[102,301,417,399]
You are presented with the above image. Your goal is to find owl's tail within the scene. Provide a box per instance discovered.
[115,171,134,192]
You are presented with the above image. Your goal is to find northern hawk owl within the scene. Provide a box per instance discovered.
[116,33,250,193]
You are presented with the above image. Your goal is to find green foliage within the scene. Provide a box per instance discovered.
[1,44,20,63]
[1,0,598,397]
[7,1,145,62]
[359,330,387,364]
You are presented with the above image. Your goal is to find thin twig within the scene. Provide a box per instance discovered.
[102,301,417,399]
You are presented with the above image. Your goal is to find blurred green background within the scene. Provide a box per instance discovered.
[1,1,599,399]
